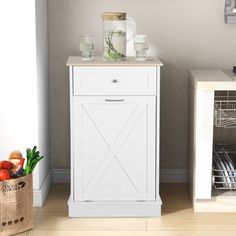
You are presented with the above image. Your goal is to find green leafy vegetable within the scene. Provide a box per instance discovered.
[24,146,43,175]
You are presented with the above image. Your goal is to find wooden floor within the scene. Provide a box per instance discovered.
[17,184,236,236]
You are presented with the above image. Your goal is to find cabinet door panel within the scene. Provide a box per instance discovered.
[193,89,214,200]
[73,96,156,202]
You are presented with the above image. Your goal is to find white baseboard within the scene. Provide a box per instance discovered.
[160,169,188,183]
[52,169,70,183]
[52,168,188,184]
[33,170,52,207]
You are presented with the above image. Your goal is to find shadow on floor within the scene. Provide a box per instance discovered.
[160,183,192,216]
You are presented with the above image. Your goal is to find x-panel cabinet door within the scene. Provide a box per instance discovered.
[73,96,156,202]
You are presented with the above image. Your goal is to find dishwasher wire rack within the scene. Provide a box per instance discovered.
[213,145,236,190]
[214,93,236,128]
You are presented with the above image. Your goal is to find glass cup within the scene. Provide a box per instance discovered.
[134,35,148,61]
[79,35,95,61]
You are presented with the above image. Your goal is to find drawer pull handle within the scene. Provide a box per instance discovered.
[105,99,124,102]
[111,79,118,83]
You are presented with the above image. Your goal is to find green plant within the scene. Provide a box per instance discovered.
[104,31,126,61]
[24,146,43,175]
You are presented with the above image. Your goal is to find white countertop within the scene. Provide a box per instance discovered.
[67,56,163,67]
[190,69,236,90]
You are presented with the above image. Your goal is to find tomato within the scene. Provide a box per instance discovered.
[0,169,11,181]
[1,161,12,170]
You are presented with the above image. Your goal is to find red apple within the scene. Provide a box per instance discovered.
[0,169,11,181]
[1,161,12,170]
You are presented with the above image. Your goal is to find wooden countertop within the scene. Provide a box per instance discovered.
[67,56,163,67]
[190,69,236,91]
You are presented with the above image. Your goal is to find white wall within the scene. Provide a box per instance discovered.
[0,0,50,204]
[48,0,236,170]
[36,0,50,191]
[0,1,38,183]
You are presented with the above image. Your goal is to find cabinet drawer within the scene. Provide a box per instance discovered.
[73,66,157,95]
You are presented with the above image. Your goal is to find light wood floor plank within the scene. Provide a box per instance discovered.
[33,211,147,231]
[33,208,40,219]
[148,184,236,231]
[16,232,29,236]
[18,184,236,234]
[28,231,236,236]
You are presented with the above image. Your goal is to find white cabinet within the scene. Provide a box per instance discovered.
[190,69,236,213]
[67,57,163,217]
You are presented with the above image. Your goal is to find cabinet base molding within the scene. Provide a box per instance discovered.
[68,195,162,217]
[194,190,236,213]
[194,200,236,213]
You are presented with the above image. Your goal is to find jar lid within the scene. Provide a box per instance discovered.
[102,12,126,21]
